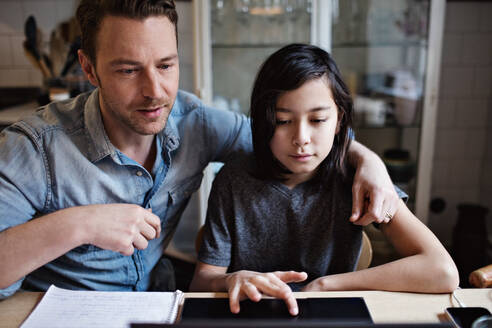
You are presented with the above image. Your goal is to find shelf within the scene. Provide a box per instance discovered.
[212,43,290,49]
[332,40,427,48]
[211,41,427,49]
[353,123,421,129]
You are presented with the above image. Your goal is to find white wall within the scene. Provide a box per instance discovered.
[428,1,492,248]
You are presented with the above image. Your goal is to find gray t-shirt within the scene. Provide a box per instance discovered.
[199,155,408,288]
[199,156,354,288]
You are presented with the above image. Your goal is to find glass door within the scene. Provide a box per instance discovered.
[191,0,328,229]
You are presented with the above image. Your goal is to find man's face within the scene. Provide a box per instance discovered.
[82,15,179,136]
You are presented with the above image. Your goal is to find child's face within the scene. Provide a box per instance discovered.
[270,77,339,188]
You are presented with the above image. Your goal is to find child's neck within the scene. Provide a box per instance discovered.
[282,171,317,190]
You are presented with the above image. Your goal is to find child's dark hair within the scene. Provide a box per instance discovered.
[250,43,353,181]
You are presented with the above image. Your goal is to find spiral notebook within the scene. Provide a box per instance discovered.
[21,285,184,328]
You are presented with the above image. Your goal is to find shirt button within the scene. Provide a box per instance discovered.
[136,171,143,177]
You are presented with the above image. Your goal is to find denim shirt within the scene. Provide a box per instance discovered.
[0,89,251,298]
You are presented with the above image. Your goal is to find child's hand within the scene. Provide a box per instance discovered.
[225,270,307,316]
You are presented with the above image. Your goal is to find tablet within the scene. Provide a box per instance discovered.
[180,297,373,323]
[130,297,454,327]
[132,323,453,328]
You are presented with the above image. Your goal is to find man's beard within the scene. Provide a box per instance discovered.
[100,88,172,136]
[95,71,173,136]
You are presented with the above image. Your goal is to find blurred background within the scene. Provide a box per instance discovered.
[0,0,490,288]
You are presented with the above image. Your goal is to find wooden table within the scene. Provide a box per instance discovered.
[1,289,490,327]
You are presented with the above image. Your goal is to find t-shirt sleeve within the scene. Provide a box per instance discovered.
[197,167,234,268]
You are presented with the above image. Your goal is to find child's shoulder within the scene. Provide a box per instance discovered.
[214,154,257,184]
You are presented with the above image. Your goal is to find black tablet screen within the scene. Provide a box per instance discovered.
[181,297,373,323]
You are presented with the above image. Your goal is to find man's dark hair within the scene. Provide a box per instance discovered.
[250,43,353,181]
[76,0,178,65]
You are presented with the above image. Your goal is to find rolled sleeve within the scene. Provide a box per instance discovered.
[0,125,47,232]
[0,279,23,300]
[0,126,48,296]
[395,184,409,203]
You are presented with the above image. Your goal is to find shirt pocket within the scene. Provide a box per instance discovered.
[165,173,203,227]
[69,244,104,262]
[65,244,128,269]
[57,244,107,269]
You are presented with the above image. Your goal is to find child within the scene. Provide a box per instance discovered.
[190,44,458,316]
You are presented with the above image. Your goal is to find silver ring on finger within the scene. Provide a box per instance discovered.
[384,212,393,220]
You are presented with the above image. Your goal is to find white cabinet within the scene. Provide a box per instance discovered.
[171,0,329,259]
[190,0,331,231]
[191,0,445,225]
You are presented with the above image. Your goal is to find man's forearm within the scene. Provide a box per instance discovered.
[0,208,85,289]
[347,140,378,169]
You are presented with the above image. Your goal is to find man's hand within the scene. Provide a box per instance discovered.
[225,270,307,316]
[348,142,399,226]
[80,204,161,256]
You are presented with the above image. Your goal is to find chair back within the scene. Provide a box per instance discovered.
[356,231,373,271]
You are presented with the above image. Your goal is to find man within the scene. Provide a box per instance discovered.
[0,0,398,298]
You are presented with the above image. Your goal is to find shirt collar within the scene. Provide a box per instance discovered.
[84,89,115,162]
[161,109,179,153]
